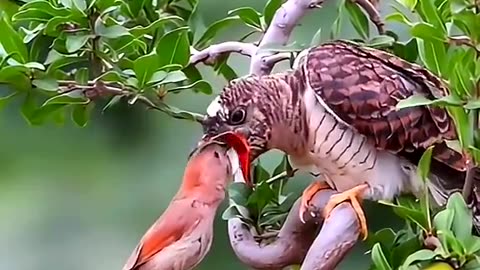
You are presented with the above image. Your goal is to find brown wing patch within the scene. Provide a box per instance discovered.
[302,41,462,169]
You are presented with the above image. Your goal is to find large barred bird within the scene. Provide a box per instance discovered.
[197,40,480,237]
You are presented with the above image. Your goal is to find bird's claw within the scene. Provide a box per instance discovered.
[299,181,330,223]
[323,184,369,240]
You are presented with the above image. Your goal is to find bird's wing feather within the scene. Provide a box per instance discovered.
[300,40,466,171]
[123,197,201,270]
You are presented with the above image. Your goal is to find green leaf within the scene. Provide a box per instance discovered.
[446,192,473,244]
[15,1,70,18]
[28,104,67,125]
[228,7,262,30]
[0,12,29,64]
[417,146,433,182]
[411,23,446,42]
[147,70,168,85]
[371,243,392,270]
[156,27,190,68]
[75,67,89,85]
[130,16,183,37]
[379,198,428,230]
[159,70,187,85]
[43,92,89,106]
[433,209,454,231]
[66,34,91,53]
[418,0,446,33]
[465,236,480,254]
[385,12,413,26]
[396,94,462,110]
[168,80,212,95]
[368,35,395,48]
[32,78,59,91]
[345,0,369,39]
[395,0,418,10]
[60,0,87,11]
[71,103,91,127]
[401,249,436,268]
[46,55,87,75]
[391,236,423,268]
[448,106,472,147]
[102,95,122,112]
[263,0,283,26]
[133,52,159,88]
[0,66,30,91]
[95,20,130,39]
[228,182,252,206]
[195,17,240,49]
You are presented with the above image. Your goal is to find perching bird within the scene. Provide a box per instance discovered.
[198,40,479,239]
[122,142,234,270]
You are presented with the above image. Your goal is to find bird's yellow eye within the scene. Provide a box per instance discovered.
[229,107,246,125]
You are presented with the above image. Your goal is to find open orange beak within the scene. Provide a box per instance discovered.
[202,131,251,187]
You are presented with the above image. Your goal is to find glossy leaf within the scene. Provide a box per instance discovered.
[32,78,59,91]
[130,16,183,37]
[156,27,190,68]
[417,146,433,182]
[195,17,240,49]
[402,249,436,268]
[75,67,89,85]
[263,0,283,26]
[433,209,454,231]
[133,53,159,88]
[385,12,413,26]
[228,182,252,206]
[371,243,392,270]
[0,13,28,64]
[66,34,91,53]
[345,0,369,39]
[395,0,418,11]
[228,7,262,30]
[396,94,462,110]
[71,103,91,127]
[446,192,473,244]
[411,23,446,42]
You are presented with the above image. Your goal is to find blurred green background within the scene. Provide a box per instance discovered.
[0,0,408,269]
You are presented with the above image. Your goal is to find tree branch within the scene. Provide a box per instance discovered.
[189,42,258,65]
[249,0,323,75]
[300,190,360,270]
[228,198,319,270]
[56,80,205,122]
[227,178,360,270]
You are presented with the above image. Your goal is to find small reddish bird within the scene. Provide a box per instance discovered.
[122,142,236,270]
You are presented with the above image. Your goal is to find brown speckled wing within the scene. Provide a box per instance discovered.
[302,40,466,171]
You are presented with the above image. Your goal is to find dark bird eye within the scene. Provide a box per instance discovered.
[229,108,246,125]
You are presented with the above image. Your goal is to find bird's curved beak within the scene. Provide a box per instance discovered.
[193,131,252,187]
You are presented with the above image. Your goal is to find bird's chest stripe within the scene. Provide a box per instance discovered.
[307,109,378,177]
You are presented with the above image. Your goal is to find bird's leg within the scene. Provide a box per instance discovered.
[299,180,331,223]
[323,183,369,240]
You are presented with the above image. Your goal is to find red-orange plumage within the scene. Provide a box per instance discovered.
[122,143,233,270]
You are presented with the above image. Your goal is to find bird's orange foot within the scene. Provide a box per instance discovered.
[323,184,369,240]
[299,181,331,223]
